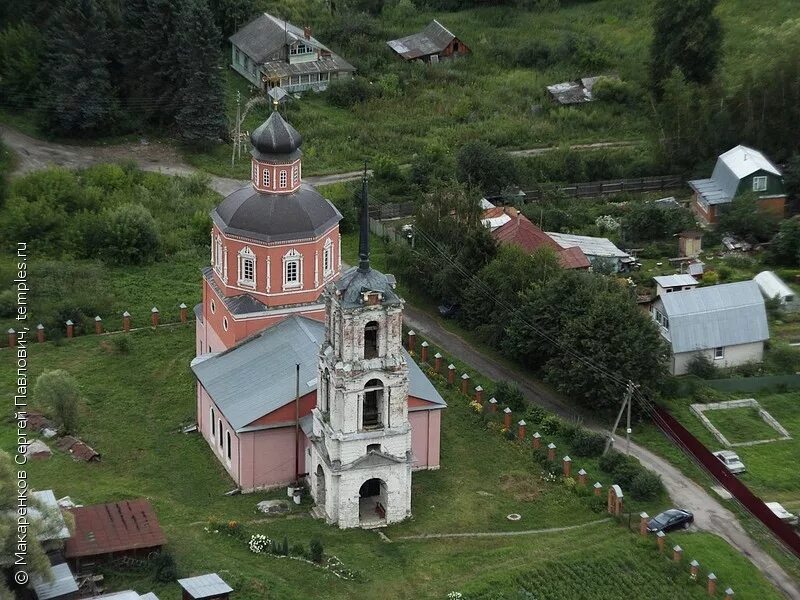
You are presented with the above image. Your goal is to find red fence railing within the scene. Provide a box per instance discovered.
[652,406,800,559]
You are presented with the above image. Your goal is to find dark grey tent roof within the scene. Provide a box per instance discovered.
[192,316,445,431]
[211,183,341,243]
[334,266,401,308]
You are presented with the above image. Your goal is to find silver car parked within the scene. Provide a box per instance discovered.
[713,450,746,474]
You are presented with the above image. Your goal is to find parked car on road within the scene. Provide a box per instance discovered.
[712,450,746,474]
[647,509,694,533]
[437,301,460,318]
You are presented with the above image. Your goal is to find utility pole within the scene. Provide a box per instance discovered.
[231,90,241,168]
[604,380,635,455]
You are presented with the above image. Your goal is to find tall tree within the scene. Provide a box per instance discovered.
[207,0,256,39]
[174,0,226,145]
[137,0,184,125]
[455,141,518,195]
[40,0,117,136]
[0,23,44,108]
[650,0,722,93]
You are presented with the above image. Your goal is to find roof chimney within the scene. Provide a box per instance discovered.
[303,25,312,40]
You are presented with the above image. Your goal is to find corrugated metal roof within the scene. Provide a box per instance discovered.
[657,281,768,353]
[31,562,78,600]
[31,490,71,541]
[387,20,456,59]
[654,274,698,288]
[546,232,629,259]
[718,145,781,179]
[192,316,445,431]
[178,573,233,598]
[689,145,781,206]
[754,271,795,302]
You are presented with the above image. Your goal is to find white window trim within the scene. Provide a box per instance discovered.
[223,316,229,331]
[280,170,287,189]
[262,167,270,187]
[210,300,216,314]
[210,408,216,437]
[714,347,725,360]
[238,247,256,287]
[215,237,223,275]
[226,430,232,463]
[283,249,303,290]
[752,176,767,192]
[292,164,299,187]
[323,238,333,277]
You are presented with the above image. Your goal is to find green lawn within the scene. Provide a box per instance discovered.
[0,326,783,599]
[704,406,786,445]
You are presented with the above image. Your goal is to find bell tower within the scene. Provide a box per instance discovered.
[309,171,412,529]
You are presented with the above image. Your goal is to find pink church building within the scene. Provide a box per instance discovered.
[191,111,445,493]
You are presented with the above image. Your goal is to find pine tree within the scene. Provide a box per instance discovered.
[173,0,226,145]
[650,0,722,94]
[138,0,184,124]
[40,0,117,136]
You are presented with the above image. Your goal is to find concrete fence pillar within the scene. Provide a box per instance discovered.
[407,330,416,353]
[724,588,734,600]
[151,307,159,327]
[673,545,683,562]
[562,455,572,477]
[503,407,512,429]
[179,302,188,323]
[434,352,442,373]
[123,311,131,332]
[488,397,497,413]
[547,442,556,462]
[517,420,526,441]
[65,320,74,339]
[460,373,470,395]
[593,482,603,496]
[447,364,456,385]
[36,324,44,344]
[532,432,541,449]
[577,468,587,487]
[639,512,649,536]
[656,531,665,553]
[94,316,103,335]
[707,573,717,596]
[690,560,700,580]
[7,329,15,348]
[420,341,429,363]
[474,385,483,405]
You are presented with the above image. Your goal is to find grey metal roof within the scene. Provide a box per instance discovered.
[31,490,71,541]
[657,281,769,353]
[387,20,456,59]
[230,13,354,71]
[212,183,341,244]
[687,178,731,206]
[689,145,781,206]
[202,268,273,316]
[32,563,78,600]
[192,316,445,431]
[654,274,698,288]
[178,574,233,599]
[334,266,402,308]
[718,145,781,179]
[261,56,354,79]
[250,111,302,155]
[754,271,795,302]
[546,232,629,259]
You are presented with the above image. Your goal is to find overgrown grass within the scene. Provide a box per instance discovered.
[705,406,785,445]
[0,327,783,598]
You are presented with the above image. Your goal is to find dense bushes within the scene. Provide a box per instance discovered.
[599,450,664,501]
[325,76,377,108]
[569,428,606,457]
[494,381,525,412]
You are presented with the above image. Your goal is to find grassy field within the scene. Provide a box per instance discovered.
[0,326,783,599]
[705,406,787,445]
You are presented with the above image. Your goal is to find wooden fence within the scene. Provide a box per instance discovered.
[521,175,684,202]
[368,201,415,220]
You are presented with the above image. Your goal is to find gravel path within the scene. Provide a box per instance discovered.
[403,305,800,599]
[393,518,611,541]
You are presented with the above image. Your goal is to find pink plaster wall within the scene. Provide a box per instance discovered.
[197,386,241,484]
[239,426,306,490]
[409,408,442,469]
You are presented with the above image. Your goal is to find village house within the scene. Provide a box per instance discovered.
[545,232,634,272]
[490,210,590,270]
[653,274,698,297]
[688,145,787,225]
[651,280,769,375]
[387,20,469,63]
[191,110,445,528]
[229,13,355,92]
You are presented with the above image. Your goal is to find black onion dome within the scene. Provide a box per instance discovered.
[250,111,302,156]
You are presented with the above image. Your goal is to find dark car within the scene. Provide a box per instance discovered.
[437,301,460,318]
[647,509,694,533]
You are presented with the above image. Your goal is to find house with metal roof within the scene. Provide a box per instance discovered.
[651,281,769,375]
[688,145,786,224]
[754,271,797,307]
[31,562,78,600]
[546,232,633,272]
[229,13,355,92]
[387,20,469,63]
[653,274,698,297]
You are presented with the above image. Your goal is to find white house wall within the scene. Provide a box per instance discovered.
[672,341,765,375]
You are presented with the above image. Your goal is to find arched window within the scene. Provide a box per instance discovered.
[215,237,223,275]
[226,431,232,460]
[362,379,383,429]
[323,238,333,277]
[320,368,330,412]
[210,408,215,437]
[238,247,256,287]
[279,170,287,188]
[223,316,229,331]
[218,420,223,447]
[367,443,381,453]
[283,249,302,289]
[262,167,270,187]
[364,321,379,359]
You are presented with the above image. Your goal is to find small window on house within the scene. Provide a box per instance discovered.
[662,317,669,330]
[226,431,232,460]
[262,168,270,187]
[714,347,724,360]
[364,321,379,359]
[323,239,333,276]
[284,249,301,287]
[210,300,216,314]
[752,176,768,192]
[218,420,223,447]
[210,408,215,436]
[280,170,287,188]
[223,317,228,331]
[238,248,256,287]
[367,443,381,453]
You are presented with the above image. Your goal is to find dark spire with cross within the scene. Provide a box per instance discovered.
[358,161,370,273]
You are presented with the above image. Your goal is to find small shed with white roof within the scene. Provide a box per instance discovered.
[653,274,699,297]
[178,574,233,600]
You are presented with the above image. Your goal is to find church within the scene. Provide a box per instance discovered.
[190,109,445,528]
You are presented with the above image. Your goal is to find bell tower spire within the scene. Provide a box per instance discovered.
[358,162,370,273]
